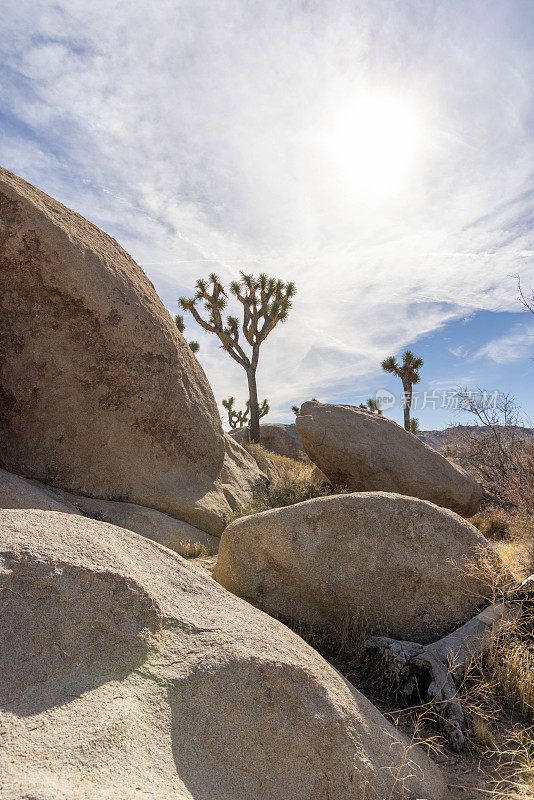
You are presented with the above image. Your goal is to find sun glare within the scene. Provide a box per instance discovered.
[315,92,423,198]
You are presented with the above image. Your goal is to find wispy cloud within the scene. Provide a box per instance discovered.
[474,319,534,364]
[1,0,533,420]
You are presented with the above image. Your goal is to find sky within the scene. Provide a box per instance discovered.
[1,0,533,430]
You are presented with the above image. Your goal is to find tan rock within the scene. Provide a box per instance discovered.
[214,492,507,644]
[218,433,268,510]
[0,509,446,800]
[0,467,218,556]
[230,422,306,460]
[296,401,483,516]
[57,490,220,555]
[0,166,230,535]
[0,467,78,512]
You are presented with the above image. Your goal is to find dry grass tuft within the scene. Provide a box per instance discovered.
[472,508,513,540]
[177,540,218,559]
[226,445,338,522]
[287,605,373,662]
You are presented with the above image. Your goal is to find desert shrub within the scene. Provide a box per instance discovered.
[472,508,512,540]
[454,389,534,516]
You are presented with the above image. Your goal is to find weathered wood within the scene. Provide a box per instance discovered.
[364,584,531,751]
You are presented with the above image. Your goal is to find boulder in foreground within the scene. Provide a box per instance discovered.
[0,166,230,534]
[215,492,507,644]
[296,401,483,516]
[0,509,445,800]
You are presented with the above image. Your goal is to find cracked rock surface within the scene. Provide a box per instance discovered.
[0,509,446,800]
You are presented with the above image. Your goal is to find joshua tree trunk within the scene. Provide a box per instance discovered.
[247,368,260,443]
[402,381,412,431]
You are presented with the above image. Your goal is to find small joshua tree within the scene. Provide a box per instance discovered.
[180,272,295,442]
[291,405,300,415]
[381,350,423,431]
[410,417,420,435]
[175,315,199,353]
[223,396,269,430]
[358,399,383,414]
[367,398,382,415]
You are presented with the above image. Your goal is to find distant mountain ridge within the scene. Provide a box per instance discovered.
[419,425,534,452]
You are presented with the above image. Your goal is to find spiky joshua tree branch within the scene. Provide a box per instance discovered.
[222,396,269,430]
[180,272,295,442]
[175,315,199,353]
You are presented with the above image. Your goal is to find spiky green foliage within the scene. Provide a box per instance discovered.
[366,398,383,415]
[179,271,295,442]
[381,350,423,430]
[358,399,382,414]
[381,350,423,384]
[292,405,300,415]
[175,315,198,352]
[222,396,269,429]
[410,417,420,435]
[175,314,200,354]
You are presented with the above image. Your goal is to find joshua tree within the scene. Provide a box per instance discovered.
[174,315,199,353]
[180,272,295,442]
[358,399,383,414]
[367,398,382,415]
[409,417,420,435]
[381,350,423,431]
[223,396,269,430]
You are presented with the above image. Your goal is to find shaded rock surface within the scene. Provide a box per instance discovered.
[230,423,306,461]
[0,166,230,535]
[57,490,220,554]
[218,433,268,510]
[0,467,78,513]
[0,509,446,800]
[215,492,507,644]
[0,467,217,555]
[296,401,483,516]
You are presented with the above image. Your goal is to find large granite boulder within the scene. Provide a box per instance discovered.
[296,401,483,516]
[214,492,508,644]
[0,509,446,800]
[230,423,306,461]
[0,467,218,555]
[0,167,230,535]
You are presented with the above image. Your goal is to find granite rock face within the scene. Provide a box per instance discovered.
[0,509,446,800]
[0,166,230,534]
[296,401,483,516]
[215,492,507,644]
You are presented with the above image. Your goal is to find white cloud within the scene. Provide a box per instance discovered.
[474,319,534,364]
[1,0,534,421]
[449,345,469,359]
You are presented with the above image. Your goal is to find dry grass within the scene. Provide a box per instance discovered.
[286,605,374,662]
[226,444,337,522]
[177,540,218,559]
[472,508,513,540]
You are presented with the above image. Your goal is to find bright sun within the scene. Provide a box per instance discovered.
[315,92,423,198]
